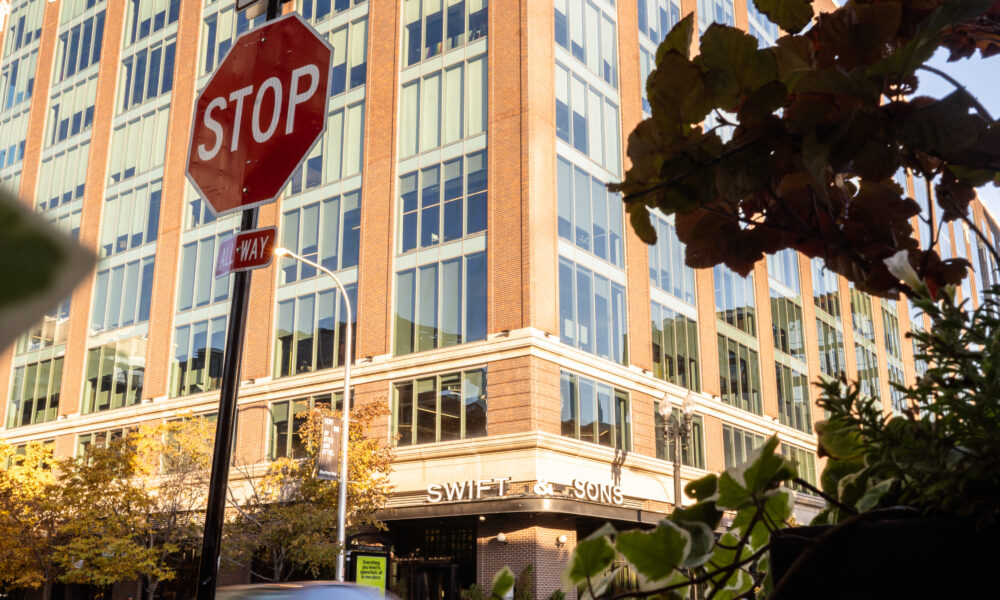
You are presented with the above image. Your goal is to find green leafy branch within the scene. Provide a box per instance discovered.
[613,0,1000,298]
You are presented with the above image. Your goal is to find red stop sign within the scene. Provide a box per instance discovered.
[186,14,333,217]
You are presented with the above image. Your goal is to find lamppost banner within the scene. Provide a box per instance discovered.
[317,416,341,481]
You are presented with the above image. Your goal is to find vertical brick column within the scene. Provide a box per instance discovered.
[631,390,659,457]
[355,0,399,360]
[143,0,204,399]
[695,267,720,396]
[58,0,127,414]
[533,356,564,436]
[617,0,653,372]
[703,413,726,472]
[241,201,280,381]
[16,0,58,206]
[0,0,60,416]
[477,514,577,600]
[489,0,536,334]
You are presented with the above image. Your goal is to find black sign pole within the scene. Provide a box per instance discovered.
[195,1,282,598]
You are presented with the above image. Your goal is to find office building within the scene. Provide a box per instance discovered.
[2,0,999,597]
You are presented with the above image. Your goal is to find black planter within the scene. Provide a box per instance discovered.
[769,518,996,599]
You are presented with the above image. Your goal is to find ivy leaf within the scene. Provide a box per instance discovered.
[564,527,617,586]
[716,471,752,510]
[815,418,865,460]
[772,35,814,88]
[647,52,713,133]
[490,567,515,600]
[820,458,864,499]
[751,0,814,34]
[615,520,691,581]
[685,473,718,501]
[696,24,779,110]
[657,13,695,61]
[897,92,983,154]
[738,436,796,496]
[855,478,896,512]
[870,0,996,78]
[671,501,724,530]
[791,66,880,101]
[673,520,715,568]
[627,202,657,244]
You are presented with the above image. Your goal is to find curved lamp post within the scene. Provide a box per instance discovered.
[660,391,696,509]
[273,247,352,581]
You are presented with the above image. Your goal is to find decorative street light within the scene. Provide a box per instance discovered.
[660,390,696,510]
[273,247,353,581]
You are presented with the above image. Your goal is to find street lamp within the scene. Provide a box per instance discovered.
[273,247,353,582]
[660,391,696,510]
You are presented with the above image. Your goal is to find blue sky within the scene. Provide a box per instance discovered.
[918,48,1000,221]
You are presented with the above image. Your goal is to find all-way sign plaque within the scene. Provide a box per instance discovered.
[215,226,276,278]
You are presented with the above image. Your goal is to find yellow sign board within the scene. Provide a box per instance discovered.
[356,555,387,592]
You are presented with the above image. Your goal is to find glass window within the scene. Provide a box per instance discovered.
[275,285,358,378]
[849,286,876,344]
[558,257,628,365]
[394,252,486,355]
[15,298,71,355]
[177,231,233,312]
[267,393,347,460]
[299,0,369,24]
[557,155,624,268]
[775,362,811,433]
[6,357,63,428]
[119,37,176,111]
[881,300,902,361]
[811,258,841,319]
[560,371,630,451]
[170,316,226,398]
[648,211,696,304]
[697,0,735,32]
[0,50,38,111]
[722,424,764,468]
[554,61,621,175]
[36,142,89,212]
[637,0,681,45]
[279,191,361,283]
[90,256,155,333]
[855,342,881,400]
[781,443,818,492]
[100,180,162,257]
[714,265,756,335]
[766,249,800,293]
[398,152,487,253]
[650,300,700,391]
[770,292,804,361]
[81,336,146,414]
[745,0,779,45]
[55,9,105,81]
[717,334,762,414]
[5,0,44,55]
[399,55,486,158]
[201,4,265,75]
[403,0,487,68]
[393,368,487,446]
[327,17,368,96]
[108,105,170,184]
[816,319,846,378]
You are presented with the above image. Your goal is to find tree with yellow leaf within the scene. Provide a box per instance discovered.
[223,400,393,581]
[0,441,64,600]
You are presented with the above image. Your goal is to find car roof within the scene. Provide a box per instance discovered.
[216,582,385,600]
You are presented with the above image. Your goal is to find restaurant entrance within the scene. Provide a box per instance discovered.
[388,517,477,600]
